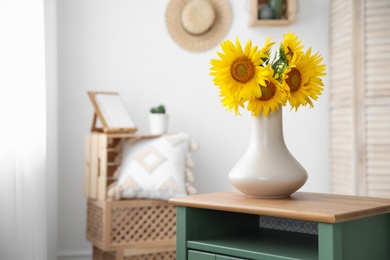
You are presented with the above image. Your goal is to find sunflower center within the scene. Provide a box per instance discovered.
[286,68,302,93]
[258,81,276,101]
[231,57,255,83]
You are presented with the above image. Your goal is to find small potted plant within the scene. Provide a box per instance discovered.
[149,104,169,134]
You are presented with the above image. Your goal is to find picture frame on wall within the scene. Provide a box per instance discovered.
[249,0,296,26]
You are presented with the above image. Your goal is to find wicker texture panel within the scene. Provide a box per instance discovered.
[111,204,176,246]
[124,250,176,260]
[87,199,176,251]
[93,246,176,260]
[93,247,116,260]
[87,201,104,241]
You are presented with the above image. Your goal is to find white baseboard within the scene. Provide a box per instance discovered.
[57,250,92,260]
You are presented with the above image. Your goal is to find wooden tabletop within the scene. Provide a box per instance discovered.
[169,190,390,223]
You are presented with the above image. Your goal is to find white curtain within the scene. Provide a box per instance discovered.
[0,0,48,259]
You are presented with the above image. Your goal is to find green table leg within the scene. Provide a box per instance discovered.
[318,223,342,260]
[176,206,196,260]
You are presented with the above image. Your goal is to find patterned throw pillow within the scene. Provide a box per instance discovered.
[107,133,197,200]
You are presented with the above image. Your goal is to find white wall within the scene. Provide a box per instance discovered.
[57,0,330,258]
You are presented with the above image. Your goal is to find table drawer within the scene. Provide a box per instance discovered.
[188,250,247,260]
[189,250,215,260]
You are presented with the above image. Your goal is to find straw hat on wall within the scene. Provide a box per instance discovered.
[166,0,232,52]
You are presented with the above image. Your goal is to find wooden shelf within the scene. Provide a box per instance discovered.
[249,0,296,26]
[84,132,163,200]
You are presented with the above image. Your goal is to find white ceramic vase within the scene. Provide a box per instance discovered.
[149,113,169,135]
[228,107,308,198]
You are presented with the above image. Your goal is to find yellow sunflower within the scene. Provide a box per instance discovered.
[284,48,326,110]
[259,36,276,64]
[210,33,326,116]
[280,31,304,64]
[247,64,288,117]
[219,88,245,116]
[210,38,271,105]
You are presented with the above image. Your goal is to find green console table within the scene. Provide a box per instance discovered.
[169,190,390,260]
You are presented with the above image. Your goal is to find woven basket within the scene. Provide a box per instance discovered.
[87,199,176,252]
[93,247,116,260]
[92,246,176,260]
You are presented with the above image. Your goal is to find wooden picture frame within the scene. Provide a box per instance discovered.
[249,0,296,26]
[87,91,137,134]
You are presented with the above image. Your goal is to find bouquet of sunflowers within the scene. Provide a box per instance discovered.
[209,32,326,116]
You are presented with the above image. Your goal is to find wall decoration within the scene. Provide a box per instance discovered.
[249,0,297,26]
[165,0,232,52]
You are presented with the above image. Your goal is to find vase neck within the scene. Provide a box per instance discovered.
[251,108,285,147]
